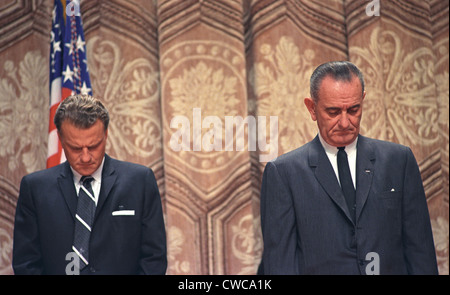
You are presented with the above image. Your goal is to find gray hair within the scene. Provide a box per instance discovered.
[54,94,109,134]
[310,61,365,102]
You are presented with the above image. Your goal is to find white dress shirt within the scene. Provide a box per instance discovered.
[318,133,357,189]
[71,157,105,206]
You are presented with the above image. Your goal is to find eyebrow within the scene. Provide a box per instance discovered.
[66,137,105,150]
[325,104,361,111]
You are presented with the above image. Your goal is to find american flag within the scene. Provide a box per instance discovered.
[47,0,92,168]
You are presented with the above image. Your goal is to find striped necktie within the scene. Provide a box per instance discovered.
[337,147,356,223]
[72,175,96,270]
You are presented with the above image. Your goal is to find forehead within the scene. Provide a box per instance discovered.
[60,119,106,143]
[317,76,363,105]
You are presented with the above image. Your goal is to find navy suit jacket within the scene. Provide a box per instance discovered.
[13,154,167,275]
[260,135,438,274]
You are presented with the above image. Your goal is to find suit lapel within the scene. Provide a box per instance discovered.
[355,135,375,221]
[95,154,117,220]
[309,136,354,224]
[57,162,77,221]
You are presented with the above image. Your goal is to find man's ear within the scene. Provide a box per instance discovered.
[304,97,317,121]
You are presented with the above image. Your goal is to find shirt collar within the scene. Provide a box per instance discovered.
[71,157,105,184]
[318,132,358,155]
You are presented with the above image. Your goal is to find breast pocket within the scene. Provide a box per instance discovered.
[379,190,402,210]
[110,211,140,240]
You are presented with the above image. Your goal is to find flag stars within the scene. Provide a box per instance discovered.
[52,6,57,24]
[65,41,75,56]
[83,59,89,73]
[76,35,86,52]
[64,36,86,56]
[53,40,62,55]
[80,82,91,95]
[49,1,92,168]
[62,65,74,83]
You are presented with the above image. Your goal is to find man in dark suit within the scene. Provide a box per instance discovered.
[259,61,438,274]
[13,95,167,275]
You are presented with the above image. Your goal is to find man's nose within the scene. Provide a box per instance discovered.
[338,112,350,128]
[80,148,91,162]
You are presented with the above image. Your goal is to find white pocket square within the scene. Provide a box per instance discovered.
[112,210,135,216]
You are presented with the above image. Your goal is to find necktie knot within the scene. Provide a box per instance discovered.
[81,176,94,186]
[338,146,345,151]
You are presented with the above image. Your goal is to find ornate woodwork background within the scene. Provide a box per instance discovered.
[0,0,448,275]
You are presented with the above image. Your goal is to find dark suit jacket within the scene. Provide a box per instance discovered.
[260,135,438,274]
[13,154,167,275]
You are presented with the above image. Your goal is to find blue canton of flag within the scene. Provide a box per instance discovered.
[47,0,92,168]
[62,0,92,97]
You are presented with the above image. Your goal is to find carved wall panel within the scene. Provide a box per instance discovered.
[347,0,449,274]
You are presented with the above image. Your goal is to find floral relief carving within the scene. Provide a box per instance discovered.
[169,61,240,151]
[167,225,191,274]
[350,26,439,146]
[249,36,317,153]
[169,61,240,118]
[231,214,262,275]
[162,41,247,176]
[0,51,48,174]
[434,37,449,178]
[86,37,162,165]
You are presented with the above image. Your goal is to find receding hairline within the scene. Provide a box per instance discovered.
[320,73,363,90]
[309,61,365,102]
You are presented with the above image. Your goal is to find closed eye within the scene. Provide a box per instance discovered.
[326,108,341,116]
[348,105,360,115]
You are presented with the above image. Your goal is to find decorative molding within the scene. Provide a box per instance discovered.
[82,0,158,55]
[157,0,244,46]
[0,0,50,52]
[420,149,445,201]
[247,0,347,53]
[0,175,18,224]
[0,175,18,275]
[430,0,449,38]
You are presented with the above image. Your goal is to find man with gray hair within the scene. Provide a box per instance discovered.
[13,95,167,275]
[259,61,438,274]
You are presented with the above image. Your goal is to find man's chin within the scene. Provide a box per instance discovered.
[330,134,357,147]
[74,166,96,176]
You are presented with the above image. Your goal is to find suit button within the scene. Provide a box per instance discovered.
[90,266,96,273]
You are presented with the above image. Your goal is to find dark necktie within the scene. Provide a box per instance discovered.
[72,176,96,270]
[337,147,356,223]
